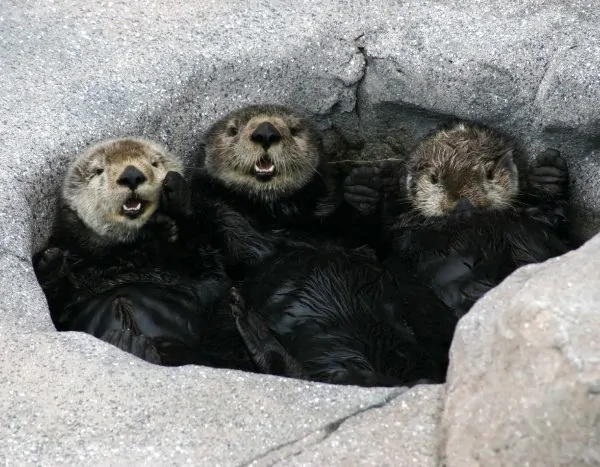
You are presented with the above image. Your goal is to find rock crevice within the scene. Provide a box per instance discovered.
[240,388,410,466]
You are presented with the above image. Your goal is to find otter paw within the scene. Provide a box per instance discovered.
[149,212,179,243]
[111,296,142,334]
[343,164,384,215]
[34,247,66,274]
[529,149,568,199]
[524,202,568,230]
[102,329,162,365]
[378,161,405,200]
[161,171,192,217]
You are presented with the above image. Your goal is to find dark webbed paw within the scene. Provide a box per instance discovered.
[161,171,192,217]
[379,161,405,200]
[147,212,179,243]
[343,164,384,216]
[102,329,162,365]
[34,247,66,275]
[528,149,569,200]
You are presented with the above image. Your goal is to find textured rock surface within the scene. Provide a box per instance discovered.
[442,235,600,466]
[257,386,444,467]
[0,329,401,465]
[1,0,600,465]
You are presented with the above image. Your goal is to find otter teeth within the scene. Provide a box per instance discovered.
[122,202,142,213]
[254,163,275,174]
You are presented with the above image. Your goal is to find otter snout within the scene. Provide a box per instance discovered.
[251,122,281,149]
[117,165,147,190]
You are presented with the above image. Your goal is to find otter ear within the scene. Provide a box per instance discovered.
[496,147,514,166]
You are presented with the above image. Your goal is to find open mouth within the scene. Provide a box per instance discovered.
[253,156,276,181]
[121,197,146,219]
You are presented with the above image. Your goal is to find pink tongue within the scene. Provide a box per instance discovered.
[125,200,140,209]
[258,162,272,170]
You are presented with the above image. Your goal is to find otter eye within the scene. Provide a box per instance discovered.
[430,173,438,184]
[290,126,302,137]
[93,168,104,176]
[227,125,238,137]
[486,168,495,180]
[151,161,160,168]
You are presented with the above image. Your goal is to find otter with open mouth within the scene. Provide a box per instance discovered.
[33,137,258,371]
[202,104,322,201]
[189,104,384,272]
[57,137,181,250]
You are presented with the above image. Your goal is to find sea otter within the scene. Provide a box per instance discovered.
[190,104,383,272]
[33,137,256,370]
[387,121,572,318]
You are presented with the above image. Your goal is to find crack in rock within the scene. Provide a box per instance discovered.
[353,42,369,124]
[321,39,368,118]
[239,387,409,467]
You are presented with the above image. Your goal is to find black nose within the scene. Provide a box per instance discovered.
[251,122,281,149]
[117,165,147,190]
[454,198,473,213]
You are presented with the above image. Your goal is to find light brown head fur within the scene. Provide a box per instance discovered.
[62,137,182,242]
[406,122,519,217]
[203,104,323,201]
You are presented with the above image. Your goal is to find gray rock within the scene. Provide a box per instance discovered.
[262,386,444,467]
[0,328,398,466]
[1,0,600,464]
[441,235,600,466]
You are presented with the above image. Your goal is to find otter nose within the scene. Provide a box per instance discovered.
[251,122,281,149]
[454,198,473,213]
[117,165,147,190]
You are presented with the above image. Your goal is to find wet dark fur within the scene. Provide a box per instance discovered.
[33,197,257,370]
[230,201,569,386]
[388,203,571,319]
[233,243,456,387]
[161,166,452,387]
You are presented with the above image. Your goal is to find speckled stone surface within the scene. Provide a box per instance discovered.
[1,0,599,465]
[442,234,600,466]
[258,386,444,467]
[1,329,406,465]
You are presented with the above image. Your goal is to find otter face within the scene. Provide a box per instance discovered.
[203,104,322,200]
[62,137,183,242]
[407,123,519,217]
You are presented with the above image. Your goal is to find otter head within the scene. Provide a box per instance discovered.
[406,122,519,217]
[203,104,322,201]
[62,137,183,243]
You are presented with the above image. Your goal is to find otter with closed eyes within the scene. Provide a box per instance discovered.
[385,121,572,319]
